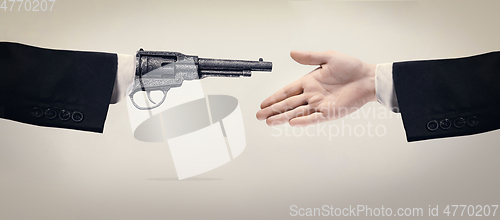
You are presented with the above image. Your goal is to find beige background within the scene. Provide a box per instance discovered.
[1,0,499,219]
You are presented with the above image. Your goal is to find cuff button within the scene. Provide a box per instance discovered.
[31,107,44,118]
[44,108,57,119]
[453,117,466,128]
[439,119,451,130]
[59,110,71,121]
[467,116,479,127]
[72,111,84,123]
[427,120,439,131]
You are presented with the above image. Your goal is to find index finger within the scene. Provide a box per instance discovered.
[260,79,303,109]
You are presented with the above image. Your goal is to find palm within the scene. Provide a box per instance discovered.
[257,50,375,126]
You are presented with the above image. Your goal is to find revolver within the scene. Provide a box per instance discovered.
[129,49,273,110]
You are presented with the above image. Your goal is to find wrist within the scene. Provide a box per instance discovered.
[363,62,377,102]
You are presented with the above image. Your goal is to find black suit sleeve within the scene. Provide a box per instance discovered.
[0,42,117,133]
[393,52,500,142]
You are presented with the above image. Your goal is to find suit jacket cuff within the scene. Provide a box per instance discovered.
[393,52,500,142]
[0,42,118,133]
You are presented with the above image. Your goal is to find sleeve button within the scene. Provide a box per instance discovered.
[427,120,439,131]
[72,111,84,123]
[453,117,466,128]
[439,119,451,130]
[467,116,479,127]
[59,110,71,121]
[31,107,44,118]
[44,108,57,119]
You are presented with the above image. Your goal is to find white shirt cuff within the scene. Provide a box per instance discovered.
[110,54,135,104]
[375,63,399,113]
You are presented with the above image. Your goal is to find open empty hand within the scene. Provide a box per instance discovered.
[256,50,377,126]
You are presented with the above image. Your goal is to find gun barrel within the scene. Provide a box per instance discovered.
[198,69,252,78]
[198,58,272,72]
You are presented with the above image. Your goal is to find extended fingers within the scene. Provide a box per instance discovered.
[257,94,307,120]
[265,105,316,126]
[289,112,328,127]
[260,79,303,109]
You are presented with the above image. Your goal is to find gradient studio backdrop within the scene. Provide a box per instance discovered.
[0,0,499,219]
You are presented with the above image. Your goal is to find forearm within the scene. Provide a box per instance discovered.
[0,42,117,132]
[375,52,500,141]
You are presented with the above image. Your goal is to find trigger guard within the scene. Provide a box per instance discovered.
[129,92,149,110]
[128,89,168,110]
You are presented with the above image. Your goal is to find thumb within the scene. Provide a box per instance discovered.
[290,50,332,65]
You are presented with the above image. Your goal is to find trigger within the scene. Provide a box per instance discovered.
[147,91,157,104]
